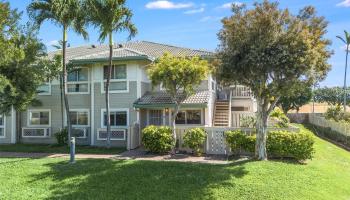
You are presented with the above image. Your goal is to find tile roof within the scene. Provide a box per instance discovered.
[48,41,214,63]
[134,90,211,108]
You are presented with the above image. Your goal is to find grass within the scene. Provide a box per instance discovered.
[0,124,350,200]
[0,143,125,155]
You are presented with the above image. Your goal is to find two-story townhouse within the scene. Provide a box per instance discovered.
[0,41,256,148]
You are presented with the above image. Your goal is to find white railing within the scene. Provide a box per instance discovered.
[231,86,253,98]
[231,112,256,128]
[97,128,126,141]
[22,127,50,138]
[228,90,232,127]
[309,114,350,137]
[175,125,299,155]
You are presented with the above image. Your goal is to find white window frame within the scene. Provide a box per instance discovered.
[100,108,129,128]
[27,109,51,127]
[68,109,90,127]
[175,109,203,125]
[101,65,129,94]
[0,115,5,138]
[37,81,51,96]
[67,67,90,94]
[147,109,164,126]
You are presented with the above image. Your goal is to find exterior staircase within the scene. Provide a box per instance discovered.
[213,100,230,127]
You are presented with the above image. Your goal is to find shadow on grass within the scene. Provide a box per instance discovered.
[29,159,251,200]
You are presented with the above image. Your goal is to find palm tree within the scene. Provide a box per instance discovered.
[337,31,350,112]
[28,0,88,142]
[84,0,137,148]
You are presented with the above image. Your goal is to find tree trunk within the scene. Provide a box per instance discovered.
[106,33,113,148]
[255,97,269,160]
[344,44,349,112]
[62,26,72,144]
[60,74,64,130]
[171,102,180,154]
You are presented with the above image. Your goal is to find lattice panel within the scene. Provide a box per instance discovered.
[72,128,87,138]
[98,129,126,140]
[22,128,48,137]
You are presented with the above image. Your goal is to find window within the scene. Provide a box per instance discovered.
[70,110,89,126]
[67,68,89,93]
[175,110,202,125]
[103,65,128,92]
[0,115,4,137]
[149,110,163,125]
[37,80,51,95]
[231,107,249,112]
[28,110,50,126]
[102,109,128,127]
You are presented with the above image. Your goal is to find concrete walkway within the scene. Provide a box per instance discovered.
[0,149,231,164]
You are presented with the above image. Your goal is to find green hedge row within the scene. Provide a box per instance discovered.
[225,130,315,161]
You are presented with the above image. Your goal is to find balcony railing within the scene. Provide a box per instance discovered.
[231,86,253,98]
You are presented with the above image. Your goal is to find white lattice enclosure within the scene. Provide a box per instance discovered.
[97,129,126,140]
[22,128,50,138]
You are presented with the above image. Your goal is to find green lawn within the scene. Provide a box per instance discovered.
[0,143,125,155]
[0,125,350,200]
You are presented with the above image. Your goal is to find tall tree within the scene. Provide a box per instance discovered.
[0,1,60,114]
[336,31,350,112]
[28,0,88,141]
[218,1,331,160]
[313,87,348,106]
[84,0,137,148]
[148,53,209,152]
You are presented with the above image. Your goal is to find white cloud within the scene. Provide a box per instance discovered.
[145,1,194,9]
[337,0,350,7]
[184,7,204,14]
[199,16,222,22]
[217,2,243,9]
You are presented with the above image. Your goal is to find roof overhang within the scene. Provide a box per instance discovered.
[133,103,207,109]
[69,56,153,65]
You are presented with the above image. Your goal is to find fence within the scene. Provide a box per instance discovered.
[309,114,350,139]
[127,123,141,150]
[175,126,299,155]
[231,112,256,128]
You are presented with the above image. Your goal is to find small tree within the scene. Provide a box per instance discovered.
[218,1,331,160]
[148,53,209,150]
[277,82,313,113]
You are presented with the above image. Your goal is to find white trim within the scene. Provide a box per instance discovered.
[100,108,129,128]
[101,64,129,94]
[65,109,90,127]
[91,68,95,145]
[22,127,50,138]
[67,67,90,94]
[0,114,5,139]
[97,128,126,141]
[100,80,129,94]
[27,109,51,127]
[11,106,16,143]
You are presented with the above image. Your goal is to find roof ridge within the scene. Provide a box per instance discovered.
[139,40,213,54]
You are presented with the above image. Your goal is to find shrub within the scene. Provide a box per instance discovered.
[324,106,342,121]
[240,116,256,128]
[270,107,290,128]
[142,126,175,153]
[55,128,68,146]
[225,130,255,154]
[225,130,315,161]
[183,128,207,156]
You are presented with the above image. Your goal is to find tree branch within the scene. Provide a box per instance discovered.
[267,96,281,115]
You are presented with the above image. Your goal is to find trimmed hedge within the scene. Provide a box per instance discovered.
[183,128,206,156]
[142,126,175,153]
[225,130,315,161]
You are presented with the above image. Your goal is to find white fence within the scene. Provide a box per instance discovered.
[231,112,256,128]
[127,124,141,150]
[309,114,350,137]
[175,126,298,155]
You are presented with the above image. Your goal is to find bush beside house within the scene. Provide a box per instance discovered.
[142,126,175,153]
[225,130,315,161]
[183,128,207,156]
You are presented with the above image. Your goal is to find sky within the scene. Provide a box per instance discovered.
[7,0,350,87]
